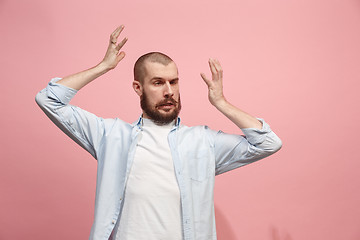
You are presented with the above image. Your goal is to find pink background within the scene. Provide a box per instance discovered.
[1,0,360,239]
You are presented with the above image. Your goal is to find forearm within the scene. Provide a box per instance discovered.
[213,98,263,130]
[56,62,110,90]
[201,58,263,130]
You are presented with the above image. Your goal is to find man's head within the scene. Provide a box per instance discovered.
[133,52,181,125]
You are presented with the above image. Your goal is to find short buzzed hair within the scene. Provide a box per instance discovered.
[134,52,174,83]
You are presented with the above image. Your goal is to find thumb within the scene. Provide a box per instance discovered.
[116,51,126,62]
[200,73,211,86]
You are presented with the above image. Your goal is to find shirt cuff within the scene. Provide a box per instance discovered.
[241,118,271,145]
[46,77,78,104]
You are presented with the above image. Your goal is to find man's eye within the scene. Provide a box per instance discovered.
[154,82,161,85]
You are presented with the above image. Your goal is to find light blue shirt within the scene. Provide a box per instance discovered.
[35,78,282,240]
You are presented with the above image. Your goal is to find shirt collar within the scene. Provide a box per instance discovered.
[132,115,181,130]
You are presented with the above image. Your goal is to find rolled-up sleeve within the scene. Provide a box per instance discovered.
[35,78,107,159]
[213,118,282,175]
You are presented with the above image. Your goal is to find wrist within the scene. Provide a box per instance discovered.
[96,61,113,74]
[211,97,228,109]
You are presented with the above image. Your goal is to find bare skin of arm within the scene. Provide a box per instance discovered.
[200,59,263,130]
[57,25,128,90]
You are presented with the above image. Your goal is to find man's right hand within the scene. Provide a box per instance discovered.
[56,25,128,90]
[101,25,128,71]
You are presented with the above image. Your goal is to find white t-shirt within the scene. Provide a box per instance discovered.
[111,118,182,240]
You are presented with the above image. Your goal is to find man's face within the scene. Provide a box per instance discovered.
[137,61,181,125]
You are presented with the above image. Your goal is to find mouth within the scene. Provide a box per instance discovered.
[158,103,174,109]
[156,101,176,111]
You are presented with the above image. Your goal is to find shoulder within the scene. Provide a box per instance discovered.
[177,124,218,146]
[102,117,134,136]
[179,124,217,134]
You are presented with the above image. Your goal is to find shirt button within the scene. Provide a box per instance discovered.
[120,197,122,201]
[112,220,116,224]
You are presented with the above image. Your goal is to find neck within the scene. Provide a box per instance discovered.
[142,117,175,127]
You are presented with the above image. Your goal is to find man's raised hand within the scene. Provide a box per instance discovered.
[101,25,128,70]
[55,26,128,90]
[200,58,226,107]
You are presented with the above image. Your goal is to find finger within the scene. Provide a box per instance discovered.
[110,25,124,44]
[116,51,126,62]
[213,59,223,78]
[213,59,222,72]
[110,26,121,43]
[208,59,217,75]
[111,25,122,35]
[200,73,211,86]
[115,37,128,51]
[114,25,125,39]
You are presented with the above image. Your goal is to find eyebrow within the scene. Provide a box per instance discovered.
[150,77,179,81]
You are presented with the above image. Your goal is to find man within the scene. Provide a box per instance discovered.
[35,25,282,240]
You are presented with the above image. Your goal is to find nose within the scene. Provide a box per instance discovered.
[164,82,174,98]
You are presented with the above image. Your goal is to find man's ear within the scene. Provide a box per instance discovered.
[132,80,143,97]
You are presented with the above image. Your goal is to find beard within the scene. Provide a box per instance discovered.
[140,91,181,125]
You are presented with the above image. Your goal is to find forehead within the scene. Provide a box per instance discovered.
[144,61,178,80]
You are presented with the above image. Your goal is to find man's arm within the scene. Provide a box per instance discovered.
[201,59,282,174]
[35,26,128,159]
[200,58,262,130]
[57,25,128,90]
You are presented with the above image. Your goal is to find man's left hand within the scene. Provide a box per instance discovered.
[200,58,226,107]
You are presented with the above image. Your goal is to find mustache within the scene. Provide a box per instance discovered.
[156,97,178,107]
